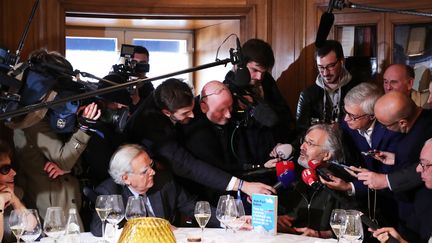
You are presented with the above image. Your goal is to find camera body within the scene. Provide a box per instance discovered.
[111,44,150,79]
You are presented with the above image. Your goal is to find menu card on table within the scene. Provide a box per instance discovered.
[251,193,278,235]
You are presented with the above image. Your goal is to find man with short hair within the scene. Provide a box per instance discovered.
[224,38,295,168]
[383,64,414,96]
[126,78,276,199]
[90,144,220,236]
[325,82,401,227]
[296,40,362,134]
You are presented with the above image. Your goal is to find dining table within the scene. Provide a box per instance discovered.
[36,227,337,243]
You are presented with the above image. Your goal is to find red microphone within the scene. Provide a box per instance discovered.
[307,160,333,182]
[301,168,321,190]
[276,160,295,176]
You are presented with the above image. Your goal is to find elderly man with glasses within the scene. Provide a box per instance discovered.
[296,40,363,135]
[323,83,402,228]
[278,124,356,239]
[90,144,220,236]
[372,138,432,243]
[352,91,432,242]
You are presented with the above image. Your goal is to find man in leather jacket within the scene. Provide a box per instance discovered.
[296,40,362,135]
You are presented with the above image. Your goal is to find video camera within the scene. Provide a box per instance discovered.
[111,44,150,79]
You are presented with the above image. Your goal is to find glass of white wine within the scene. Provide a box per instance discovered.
[194,201,211,232]
[43,207,66,243]
[21,209,42,242]
[95,195,112,243]
[9,209,26,242]
[330,209,346,242]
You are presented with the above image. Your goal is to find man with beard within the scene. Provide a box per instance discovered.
[277,124,351,238]
[296,40,362,135]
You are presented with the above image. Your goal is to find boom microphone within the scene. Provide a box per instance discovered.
[315,0,336,48]
[233,37,250,88]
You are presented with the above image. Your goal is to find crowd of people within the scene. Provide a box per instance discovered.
[0,38,431,243]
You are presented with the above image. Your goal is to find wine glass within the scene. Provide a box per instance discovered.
[216,195,236,231]
[43,207,66,243]
[20,209,42,242]
[342,210,363,243]
[329,209,347,242]
[9,209,26,242]
[106,195,124,237]
[95,195,112,243]
[227,199,246,233]
[194,201,211,232]
[125,196,146,220]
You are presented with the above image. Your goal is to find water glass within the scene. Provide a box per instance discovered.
[125,196,146,220]
[43,207,66,243]
[342,210,363,243]
[21,209,42,242]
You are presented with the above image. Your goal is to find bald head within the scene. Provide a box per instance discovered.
[200,81,233,125]
[374,91,417,133]
[383,64,414,96]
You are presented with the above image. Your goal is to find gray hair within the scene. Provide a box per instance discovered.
[344,82,383,115]
[109,144,145,185]
[306,123,344,161]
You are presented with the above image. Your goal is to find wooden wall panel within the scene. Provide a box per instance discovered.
[194,21,241,94]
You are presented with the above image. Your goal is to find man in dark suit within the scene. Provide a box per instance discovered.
[372,139,432,243]
[90,144,220,236]
[125,78,275,198]
[324,83,401,227]
[355,91,432,242]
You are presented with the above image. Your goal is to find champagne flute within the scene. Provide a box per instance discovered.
[330,209,347,242]
[216,195,235,231]
[43,207,66,243]
[20,209,42,242]
[9,209,25,242]
[95,195,112,243]
[342,210,363,243]
[194,201,211,232]
[106,195,124,238]
[125,196,146,220]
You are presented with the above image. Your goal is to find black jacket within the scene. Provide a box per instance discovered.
[125,94,232,191]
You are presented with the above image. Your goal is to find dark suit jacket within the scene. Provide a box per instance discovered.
[90,170,219,236]
[388,109,432,192]
[125,94,232,191]
[341,120,402,226]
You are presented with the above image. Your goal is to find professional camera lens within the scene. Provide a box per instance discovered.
[99,106,129,133]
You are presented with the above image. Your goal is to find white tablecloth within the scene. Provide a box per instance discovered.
[38,228,337,243]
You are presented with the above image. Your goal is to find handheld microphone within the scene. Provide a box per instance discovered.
[308,160,333,182]
[315,0,336,48]
[301,168,321,190]
[275,144,293,160]
[242,160,294,177]
[273,166,296,189]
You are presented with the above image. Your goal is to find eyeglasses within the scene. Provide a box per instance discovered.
[343,108,371,121]
[0,164,13,175]
[418,161,432,172]
[300,137,321,147]
[200,87,228,101]
[317,60,339,72]
[130,160,154,176]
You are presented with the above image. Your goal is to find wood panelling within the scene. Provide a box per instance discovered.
[1,0,432,115]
